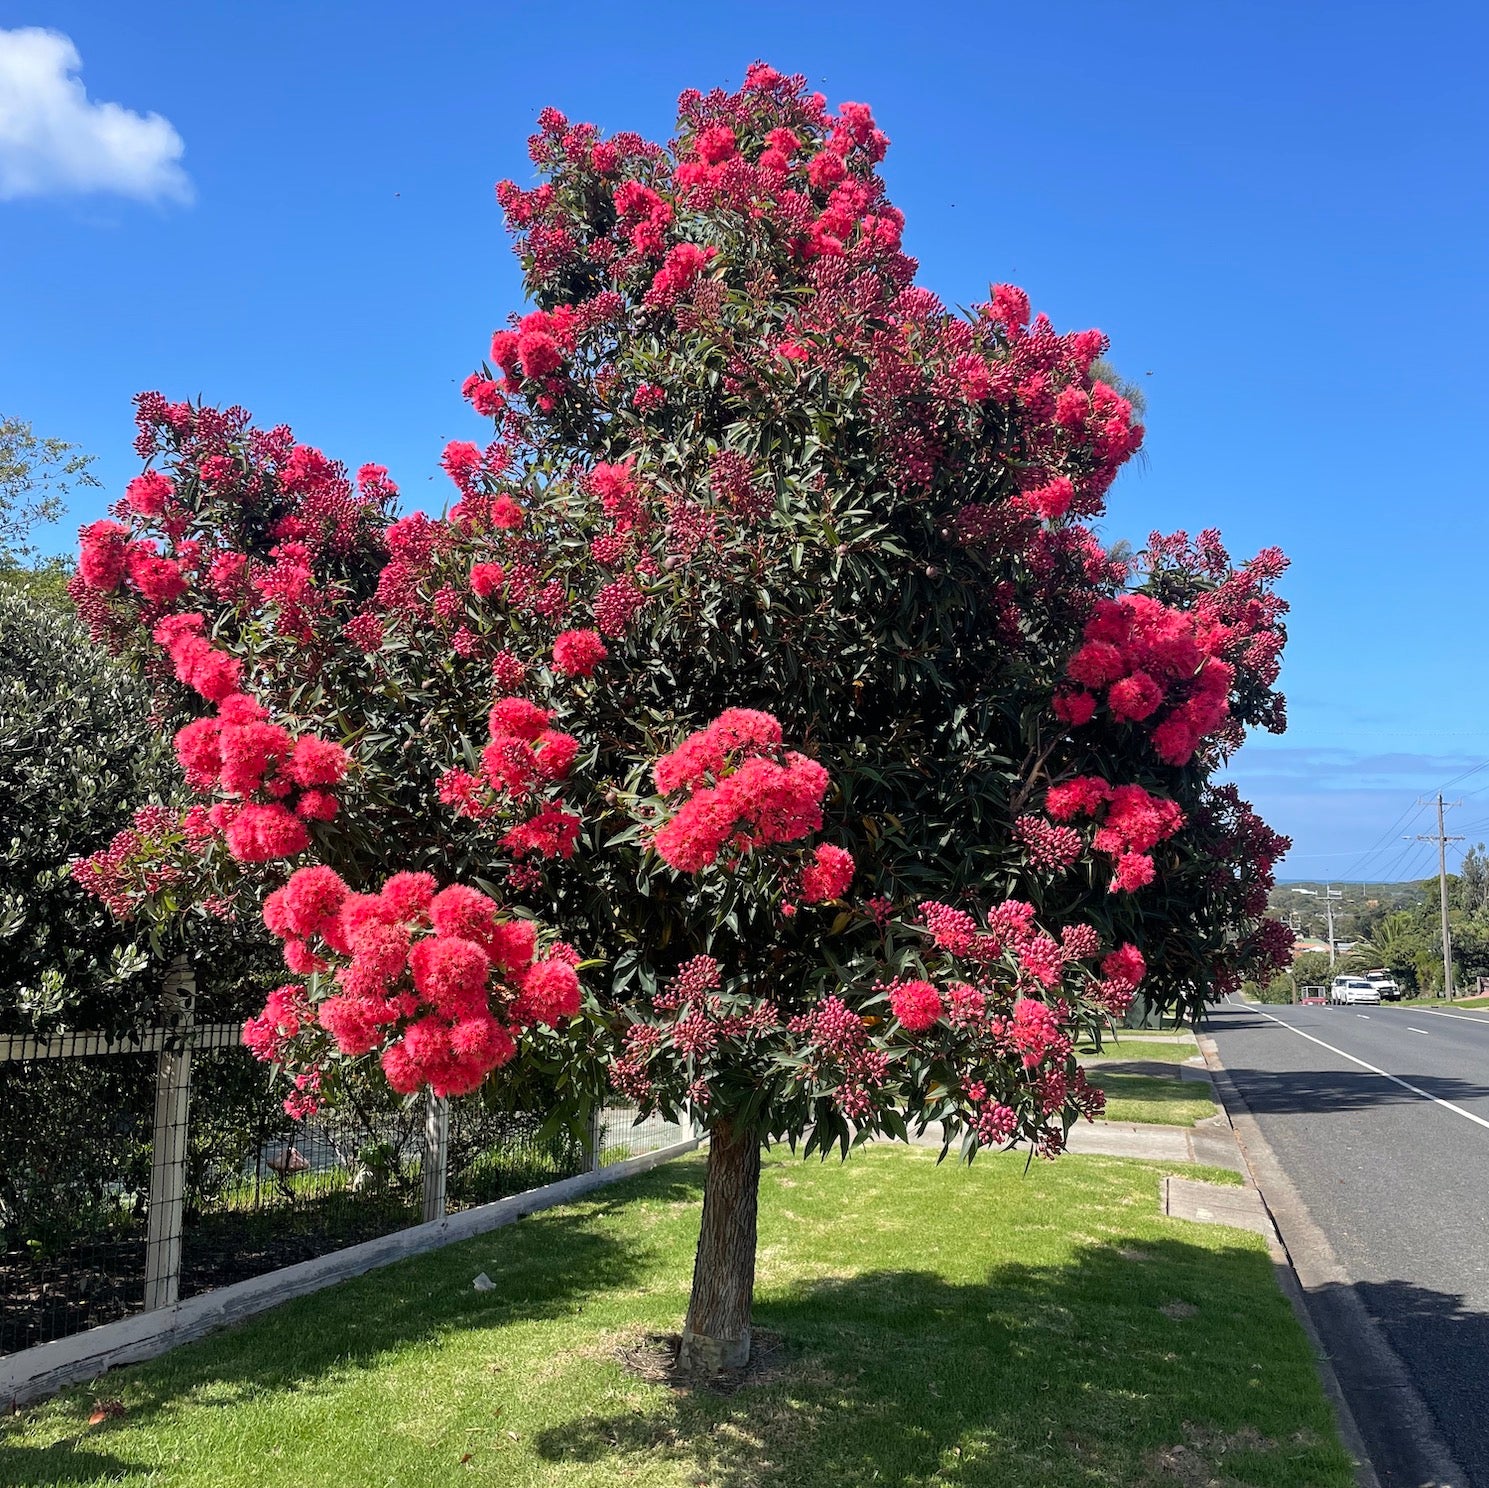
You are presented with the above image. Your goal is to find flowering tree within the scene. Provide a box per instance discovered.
[72,65,1292,1373]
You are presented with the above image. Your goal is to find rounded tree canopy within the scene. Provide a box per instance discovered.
[70,64,1292,1157]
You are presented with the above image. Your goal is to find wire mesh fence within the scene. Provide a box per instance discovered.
[1,1016,691,1361]
[0,1040,158,1354]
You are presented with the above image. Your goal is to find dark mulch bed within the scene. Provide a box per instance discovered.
[1,1197,418,1357]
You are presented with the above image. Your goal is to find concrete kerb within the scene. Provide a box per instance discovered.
[1197,1030,1462,1488]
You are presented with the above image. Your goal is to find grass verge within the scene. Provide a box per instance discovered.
[1,1146,1350,1487]
[1076,1038,1202,1064]
[1085,1071,1219,1127]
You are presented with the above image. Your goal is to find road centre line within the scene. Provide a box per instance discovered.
[1356,1013,1370,1018]
[1409,1028,1428,1035]
[1251,1008,1489,1133]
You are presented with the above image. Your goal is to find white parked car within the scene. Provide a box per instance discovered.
[1330,976,1381,1006]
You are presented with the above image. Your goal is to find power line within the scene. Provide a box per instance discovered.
[1336,800,1422,880]
[1438,760,1489,791]
[1348,799,1430,881]
[1373,835,1432,886]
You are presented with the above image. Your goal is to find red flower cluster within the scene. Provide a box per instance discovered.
[1045,777,1185,893]
[551,628,608,678]
[647,241,717,308]
[71,67,1292,1163]
[799,842,854,903]
[652,709,830,873]
[155,615,349,864]
[888,978,942,1032]
[488,305,580,411]
[437,695,583,866]
[252,866,579,1102]
[77,519,189,611]
[999,997,1071,1070]
[1060,594,1235,765]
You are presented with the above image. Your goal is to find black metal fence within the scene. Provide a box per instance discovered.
[0,1014,686,1359]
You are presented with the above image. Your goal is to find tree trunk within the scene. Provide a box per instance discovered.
[678,1120,762,1374]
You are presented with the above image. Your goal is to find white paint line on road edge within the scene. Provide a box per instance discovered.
[1411,1007,1489,1025]
[1250,1008,1489,1133]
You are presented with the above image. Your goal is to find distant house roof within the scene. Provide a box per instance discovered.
[1291,938,1332,957]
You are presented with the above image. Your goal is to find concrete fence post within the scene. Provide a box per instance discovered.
[421,1092,448,1223]
[144,956,195,1311]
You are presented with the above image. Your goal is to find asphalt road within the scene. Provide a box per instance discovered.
[1208,998,1489,1485]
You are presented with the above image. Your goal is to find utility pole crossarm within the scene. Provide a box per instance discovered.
[1294,884,1344,966]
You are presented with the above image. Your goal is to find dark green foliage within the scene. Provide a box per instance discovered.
[0,589,162,1033]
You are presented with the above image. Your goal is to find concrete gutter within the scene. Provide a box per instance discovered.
[1199,1031,1464,1488]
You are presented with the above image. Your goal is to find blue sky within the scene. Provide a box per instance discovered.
[3,1,1486,880]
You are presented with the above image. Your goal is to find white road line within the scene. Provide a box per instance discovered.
[1356,1013,1370,1019]
[1411,1007,1489,1025]
[1250,1008,1489,1132]
[1409,1028,1428,1035]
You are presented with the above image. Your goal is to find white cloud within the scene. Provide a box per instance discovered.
[0,27,190,203]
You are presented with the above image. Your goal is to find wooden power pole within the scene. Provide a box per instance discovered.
[1414,795,1463,998]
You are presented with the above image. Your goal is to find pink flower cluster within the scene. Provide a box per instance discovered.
[1012,814,1084,874]
[916,897,1074,990]
[1044,777,1185,893]
[250,866,580,1102]
[157,615,349,864]
[1059,594,1235,765]
[611,958,781,1109]
[71,803,216,918]
[651,709,830,873]
[437,695,583,865]
[787,995,890,1120]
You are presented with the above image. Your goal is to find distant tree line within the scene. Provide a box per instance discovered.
[1257,862,1489,1000]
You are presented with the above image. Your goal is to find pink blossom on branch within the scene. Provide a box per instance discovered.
[247,866,578,1105]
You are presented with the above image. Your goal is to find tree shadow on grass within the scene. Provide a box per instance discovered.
[534,1237,1360,1488]
[0,1442,143,1487]
[0,1164,704,1486]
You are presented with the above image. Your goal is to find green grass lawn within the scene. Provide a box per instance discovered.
[1,1146,1351,1488]
[1076,1038,1201,1064]
[1086,1071,1219,1127]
